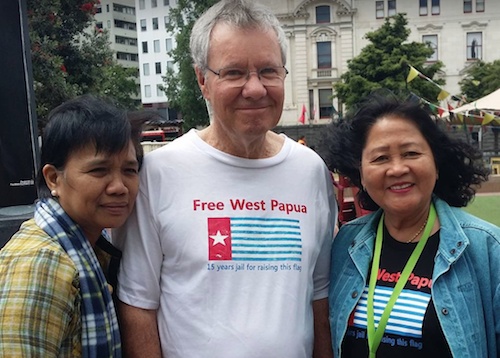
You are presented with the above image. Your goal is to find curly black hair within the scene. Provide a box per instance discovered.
[322,95,489,210]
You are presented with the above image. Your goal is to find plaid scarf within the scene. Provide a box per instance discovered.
[34,198,122,358]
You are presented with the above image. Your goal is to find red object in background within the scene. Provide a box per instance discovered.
[298,104,306,124]
[332,174,371,224]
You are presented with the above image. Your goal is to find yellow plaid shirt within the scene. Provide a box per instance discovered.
[0,219,82,357]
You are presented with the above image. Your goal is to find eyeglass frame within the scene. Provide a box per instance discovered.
[206,65,289,87]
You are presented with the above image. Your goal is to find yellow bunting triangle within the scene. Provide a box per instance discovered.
[437,89,450,101]
[472,80,480,86]
[406,66,419,83]
[456,113,464,123]
[483,113,495,125]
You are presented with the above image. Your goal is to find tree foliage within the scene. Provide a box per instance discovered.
[27,0,138,130]
[334,13,444,109]
[162,0,219,130]
[459,60,500,102]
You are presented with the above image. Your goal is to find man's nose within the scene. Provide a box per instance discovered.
[241,72,267,99]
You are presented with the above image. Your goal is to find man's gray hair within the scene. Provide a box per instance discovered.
[190,0,287,73]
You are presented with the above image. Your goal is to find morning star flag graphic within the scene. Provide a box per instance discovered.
[208,217,302,261]
[350,286,431,338]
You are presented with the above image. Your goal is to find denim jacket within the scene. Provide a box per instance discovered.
[329,196,500,357]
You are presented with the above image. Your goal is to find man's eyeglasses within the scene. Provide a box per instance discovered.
[206,66,288,87]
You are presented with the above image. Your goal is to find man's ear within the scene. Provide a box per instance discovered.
[42,164,60,191]
[195,66,210,101]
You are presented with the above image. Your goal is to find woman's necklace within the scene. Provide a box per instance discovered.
[407,219,428,244]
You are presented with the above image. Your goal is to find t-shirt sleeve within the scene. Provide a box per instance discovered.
[114,186,163,310]
[0,248,79,357]
[313,167,337,300]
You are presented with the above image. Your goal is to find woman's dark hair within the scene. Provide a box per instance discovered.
[37,95,147,198]
[322,95,489,210]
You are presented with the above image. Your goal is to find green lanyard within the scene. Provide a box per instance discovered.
[367,203,437,358]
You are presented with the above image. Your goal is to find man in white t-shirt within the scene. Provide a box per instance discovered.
[114,1,337,357]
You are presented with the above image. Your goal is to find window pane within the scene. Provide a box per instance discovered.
[376,1,384,18]
[145,85,151,98]
[419,0,428,15]
[140,19,146,31]
[388,0,396,16]
[431,0,440,14]
[152,17,158,30]
[155,62,161,74]
[467,32,482,59]
[164,15,170,27]
[151,0,157,8]
[166,38,173,52]
[143,63,150,76]
[464,0,472,12]
[142,41,148,53]
[139,0,145,10]
[154,40,160,53]
[317,42,331,69]
[164,0,169,5]
[316,6,330,23]
[423,35,438,61]
[157,85,163,97]
[476,0,485,12]
[167,61,174,70]
[319,89,333,118]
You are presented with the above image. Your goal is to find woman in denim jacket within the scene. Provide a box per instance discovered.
[323,95,499,357]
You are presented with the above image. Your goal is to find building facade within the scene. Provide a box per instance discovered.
[134,0,177,118]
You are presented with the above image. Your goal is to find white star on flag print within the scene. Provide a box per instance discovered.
[208,217,303,261]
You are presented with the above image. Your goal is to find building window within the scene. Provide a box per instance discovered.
[319,89,333,119]
[116,36,137,46]
[317,42,331,69]
[309,90,314,120]
[467,32,482,60]
[145,85,151,98]
[376,1,384,18]
[140,19,146,31]
[96,5,102,13]
[154,40,160,53]
[114,20,136,30]
[157,85,163,96]
[464,0,472,12]
[167,61,174,70]
[117,52,138,62]
[152,17,158,30]
[164,0,169,5]
[113,3,135,15]
[143,63,150,76]
[107,20,111,28]
[96,22,103,29]
[164,16,170,27]
[419,0,428,15]
[388,0,397,16]
[155,62,161,74]
[423,35,438,61]
[142,41,148,53]
[316,6,330,23]
[166,38,173,52]
[431,0,440,14]
[139,0,145,10]
[151,0,157,8]
[106,4,109,12]
[476,0,485,12]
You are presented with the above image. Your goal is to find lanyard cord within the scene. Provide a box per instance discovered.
[367,203,437,358]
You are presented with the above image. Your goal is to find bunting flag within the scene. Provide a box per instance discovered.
[406,65,419,83]
[438,107,445,117]
[472,80,480,86]
[483,112,495,125]
[457,113,464,123]
[298,104,306,124]
[437,89,450,101]
[406,64,449,101]
[447,103,455,111]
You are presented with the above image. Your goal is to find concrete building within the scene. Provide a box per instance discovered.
[134,0,177,119]
[94,0,139,69]
[258,0,500,125]
[353,0,500,99]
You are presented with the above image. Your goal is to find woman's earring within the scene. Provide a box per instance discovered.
[51,189,58,197]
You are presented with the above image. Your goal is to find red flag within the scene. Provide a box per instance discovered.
[447,103,455,111]
[208,218,232,260]
[298,104,306,124]
[438,107,445,117]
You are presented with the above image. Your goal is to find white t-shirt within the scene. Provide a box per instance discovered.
[115,130,337,358]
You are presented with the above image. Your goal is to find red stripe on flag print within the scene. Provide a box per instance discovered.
[208,217,232,260]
